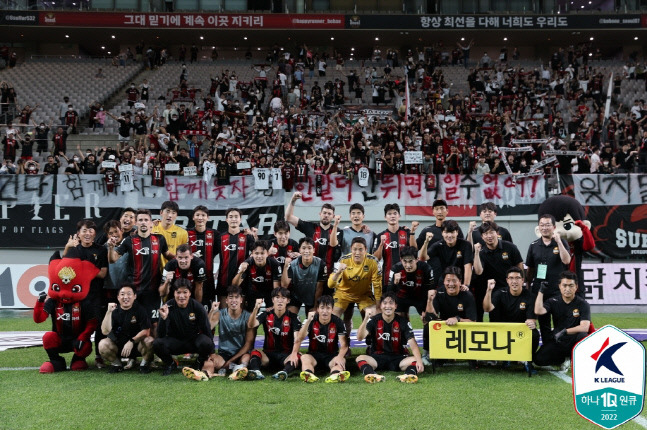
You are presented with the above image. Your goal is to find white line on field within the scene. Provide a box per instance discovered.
[0,367,39,371]
[550,371,647,429]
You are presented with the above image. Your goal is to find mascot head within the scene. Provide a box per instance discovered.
[536,195,591,242]
[47,252,99,304]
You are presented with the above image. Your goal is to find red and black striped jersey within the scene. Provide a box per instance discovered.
[257,310,302,354]
[307,314,346,355]
[377,227,411,287]
[216,232,255,289]
[365,313,414,356]
[116,234,168,294]
[187,229,219,278]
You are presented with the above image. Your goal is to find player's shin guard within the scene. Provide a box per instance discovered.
[249,350,262,370]
[405,362,418,375]
[357,360,374,375]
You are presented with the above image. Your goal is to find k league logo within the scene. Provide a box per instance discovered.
[573,325,645,429]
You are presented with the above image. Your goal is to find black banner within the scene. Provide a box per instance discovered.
[345,13,643,30]
[587,205,647,260]
[0,205,284,249]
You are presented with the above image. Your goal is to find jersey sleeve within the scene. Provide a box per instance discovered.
[316,261,326,282]
[510,243,523,266]
[579,300,591,321]
[402,318,415,342]
[296,219,314,237]
[115,236,131,256]
[158,235,169,255]
[194,258,207,282]
[462,241,474,264]
[291,314,302,332]
[96,247,109,269]
[270,258,281,281]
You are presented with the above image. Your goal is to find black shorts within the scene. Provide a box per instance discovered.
[371,353,409,371]
[308,351,337,372]
[288,297,314,312]
[137,290,161,323]
[218,350,235,362]
[116,339,142,359]
[396,297,426,315]
[265,350,299,369]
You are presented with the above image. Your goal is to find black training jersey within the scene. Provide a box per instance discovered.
[257,310,302,354]
[543,295,591,333]
[525,237,570,297]
[491,289,536,323]
[476,240,523,291]
[365,313,414,355]
[116,234,169,294]
[307,314,346,355]
[433,289,477,321]
[158,298,212,340]
[388,260,435,301]
[108,302,151,344]
[426,238,473,287]
[416,224,464,249]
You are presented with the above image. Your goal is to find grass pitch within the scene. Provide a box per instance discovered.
[1,312,645,430]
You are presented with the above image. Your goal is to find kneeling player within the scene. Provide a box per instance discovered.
[355,292,424,383]
[247,287,302,380]
[99,285,154,373]
[297,295,350,383]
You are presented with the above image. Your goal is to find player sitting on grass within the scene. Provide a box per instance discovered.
[297,295,350,383]
[356,292,424,383]
[246,287,302,381]
[183,286,255,381]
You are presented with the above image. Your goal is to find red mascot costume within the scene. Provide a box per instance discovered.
[33,252,100,373]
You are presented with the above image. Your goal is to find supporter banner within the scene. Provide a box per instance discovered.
[583,263,647,305]
[0,11,39,26]
[38,12,344,28]
[0,175,54,205]
[0,203,283,249]
[429,322,532,361]
[55,174,282,210]
[292,173,545,208]
[346,14,643,30]
[588,205,647,259]
[573,174,647,206]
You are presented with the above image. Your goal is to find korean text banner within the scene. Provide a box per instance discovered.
[429,322,532,361]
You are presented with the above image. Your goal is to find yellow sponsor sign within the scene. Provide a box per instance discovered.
[429,322,532,361]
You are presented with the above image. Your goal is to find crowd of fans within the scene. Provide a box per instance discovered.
[1,40,647,177]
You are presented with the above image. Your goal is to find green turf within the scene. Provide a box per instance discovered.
[2,312,646,429]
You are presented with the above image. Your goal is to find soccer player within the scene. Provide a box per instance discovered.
[187,205,219,308]
[108,209,174,328]
[214,207,256,308]
[285,192,337,294]
[247,287,302,381]
[232,240,281,311]
[329,237,381,334]
[153,279,214,376]
[483,267,539,375]
[415,199,464,249]
[420,220,473,288]
[388,246,435,362]
[297,295,350,383]
[533,271,590,370]
[355,292,424,383]
[330,203,376,255]
[373,203,418,289]
[269,220,299,267]
[467,202,514,246]
[99,285,154,374]
[152,200,188,268]
[473,221,524,322]
[282,237,326,315]
[160,244,207,302]
[183,286,255,381]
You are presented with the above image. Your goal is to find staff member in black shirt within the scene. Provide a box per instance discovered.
[99,285,153,374]
[483,267,539,375]
[420,220,473,289]
[533,271,590,371]
[153,278,214,376]
[473,221,524,322]
[526,214,571,343]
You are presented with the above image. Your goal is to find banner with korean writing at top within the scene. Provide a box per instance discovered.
[291,173,545,210]
[429,322,532,361]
